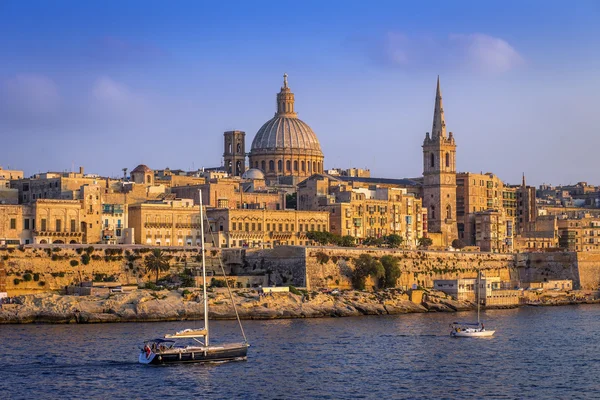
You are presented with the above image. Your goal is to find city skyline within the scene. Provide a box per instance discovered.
[1,1,599,186]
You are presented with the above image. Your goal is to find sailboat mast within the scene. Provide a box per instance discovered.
[477,270,480,324]
[199,189,209,346]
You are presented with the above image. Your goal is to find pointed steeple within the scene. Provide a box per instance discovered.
[276,73,297,117]
[431,76,446,139]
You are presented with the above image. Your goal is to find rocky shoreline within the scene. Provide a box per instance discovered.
[1,288,598,324]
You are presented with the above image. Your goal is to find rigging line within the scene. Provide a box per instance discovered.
[204,211,249,345]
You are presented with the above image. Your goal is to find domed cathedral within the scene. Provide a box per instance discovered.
[422,77,458,246]
[248,74,324,182]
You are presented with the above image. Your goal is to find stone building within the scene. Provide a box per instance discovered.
[474,209,510,253]
[557,214,600,251]
[0,205,27,246]
[130,164,154,185]
[456,172,511,247]
[206,208,329,248]
[128,198,201,246]
[101,203,128,244]
[30,199,85,244]
[422,77,457,246]
[248,74,324,182]
[297,174,424,247]
[170,177,285,210]
[10,167,116,203]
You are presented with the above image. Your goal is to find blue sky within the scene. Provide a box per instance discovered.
[1,0,599,185]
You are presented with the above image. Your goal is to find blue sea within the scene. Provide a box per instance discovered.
[1,305,599,399]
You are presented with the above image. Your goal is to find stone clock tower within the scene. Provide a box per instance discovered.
[422,77,458,244]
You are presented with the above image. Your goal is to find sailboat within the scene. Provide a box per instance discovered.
[138,190,249,364]
[450,270,495,338]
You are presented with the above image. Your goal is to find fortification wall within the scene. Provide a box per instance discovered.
[515,252,581,288]
[0,246,221,295]
[238,246,307,287]
[575,252,600,290]
[302,247,514,290]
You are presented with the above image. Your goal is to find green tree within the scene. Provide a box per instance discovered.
[380,255,401,288]
[363,237,384,247]
[385,234,403,248]
[351,254,385,290]
[451,239,465,249]
[144,249,171,283]
[339,235,356,247]
[285,193,297,210]
[418,237,433,249]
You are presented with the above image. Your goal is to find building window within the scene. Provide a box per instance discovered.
[261,161,266,171]
[286,160,291,171]
[71,219,76,232]
[258,223,262,231]
[269,160,274,171]
[301,161,305,172]
[56,219,62,232]
[430,153,434,168]
[445,152,450,168]
[446,204,452,219]
[10,218,16,229]
[279,224,283,231]
[278,160,282,172]
[294,161,298,171]
[431,206,435,220]
[24,219,29,230]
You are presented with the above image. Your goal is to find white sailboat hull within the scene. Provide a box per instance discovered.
[451,329,495,338]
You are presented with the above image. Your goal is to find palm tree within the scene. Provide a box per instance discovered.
[144,249,170,284]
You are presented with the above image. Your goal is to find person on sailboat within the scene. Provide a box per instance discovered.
[481,324,485,331]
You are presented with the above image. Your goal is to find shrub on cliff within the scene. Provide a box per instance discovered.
[351,254,384,290]
[85,246,95,255]
[23,273,32,282]
[38,281,46,286]
[289,285,303,296]
[451,239,465,250]
[380,255,401,288]
[418,237,433,249]
[70,260,79,267]
[316,252,330,264]
[81,253,91,265]
[13,278,21,285]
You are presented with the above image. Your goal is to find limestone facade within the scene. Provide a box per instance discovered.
[557,214,600,251]
[170,179,284,210]
[206,208,329,248]
[32,199,85,244]
[456,172,511,247]
[474,209,509,253]
[128,198,201,246]
[422,78,457,246]
[0,205,26,245]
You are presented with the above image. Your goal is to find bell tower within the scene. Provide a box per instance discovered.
[422,77,458,245]
[223,130,246,177]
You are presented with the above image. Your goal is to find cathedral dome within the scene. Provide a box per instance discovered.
[251,116,322,154]
[248,74,325,180]
[242,168,265,180]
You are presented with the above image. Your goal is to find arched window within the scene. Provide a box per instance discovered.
[278,160,282,172]
[445,152,450,168]
[237,143,241,153]
[430,153,435,168]
[301,161,305,172]
[446,204,452,220]
[255,161,258,169]
[146,175,151,184]
[318,162,321,173]
[286,160,291,171]
[261,161,266,171]
[269,160,274,171]
[307,161,312,173]
[228,142,232,154]
[294,160,298,171]
[431,206,435,220]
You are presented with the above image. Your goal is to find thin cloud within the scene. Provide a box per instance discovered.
[374,32,523,74]
[86,36,166,65]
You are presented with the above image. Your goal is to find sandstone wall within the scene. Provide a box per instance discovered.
[236,246,307,287]
[515,252,580,288]
[0,246,223,295]
[303,247,514,290]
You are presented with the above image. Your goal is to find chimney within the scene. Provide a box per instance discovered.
[79,166,84,175]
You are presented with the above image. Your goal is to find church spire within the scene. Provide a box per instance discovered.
[276,73,296,117]
[431,76,446,139]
